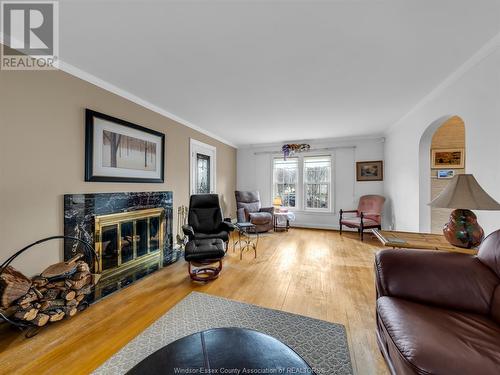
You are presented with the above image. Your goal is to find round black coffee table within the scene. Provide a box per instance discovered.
[127,327,315,374]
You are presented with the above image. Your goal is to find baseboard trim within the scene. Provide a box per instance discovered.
[290,223,358,232]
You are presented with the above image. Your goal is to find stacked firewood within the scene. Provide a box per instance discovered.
[0,254,100,328]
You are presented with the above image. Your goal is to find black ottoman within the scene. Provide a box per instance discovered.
[184,238,225,281]
[127,328,316,375]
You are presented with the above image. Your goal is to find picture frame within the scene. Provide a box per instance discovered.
[85,109,165,183]
[356,160,383,181]
[437,169,455,179]
[431,148,464,169]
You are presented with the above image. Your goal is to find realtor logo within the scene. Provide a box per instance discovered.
[1,1,58,70]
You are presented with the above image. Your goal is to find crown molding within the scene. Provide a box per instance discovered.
[238,134,385,150]
[386,31,500,134]
[56,60,238,149]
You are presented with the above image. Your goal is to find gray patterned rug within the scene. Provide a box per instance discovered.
[94,292,353,375]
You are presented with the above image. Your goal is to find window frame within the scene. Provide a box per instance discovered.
[272,156,300,210]
[302,155,332,212]
[271,153,334,213]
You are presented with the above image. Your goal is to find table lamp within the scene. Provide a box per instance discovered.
[429,174,500,248]
[273,197,283,208]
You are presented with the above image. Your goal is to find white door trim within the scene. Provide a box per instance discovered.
[190,138,217,195]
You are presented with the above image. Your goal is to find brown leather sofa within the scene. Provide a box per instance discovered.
[235,191,274,232]
[375,230,500,375]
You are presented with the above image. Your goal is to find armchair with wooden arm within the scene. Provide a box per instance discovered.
[339,195,385,240]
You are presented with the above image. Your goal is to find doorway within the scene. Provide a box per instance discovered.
[429,116,466,233]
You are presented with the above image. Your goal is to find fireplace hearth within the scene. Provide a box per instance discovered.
[64,192,177,301]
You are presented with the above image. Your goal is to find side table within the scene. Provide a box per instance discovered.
[234,222,259,259]
[274,211,295,231]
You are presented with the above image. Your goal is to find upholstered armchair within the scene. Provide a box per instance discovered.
[339,195,385,240]
[182,194,234,249]
[235,191,274,233]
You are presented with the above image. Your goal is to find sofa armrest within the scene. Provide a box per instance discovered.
[375,249,498,314]
[259,206,275,215]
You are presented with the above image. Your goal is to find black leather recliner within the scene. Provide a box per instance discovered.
[182,194,234,248]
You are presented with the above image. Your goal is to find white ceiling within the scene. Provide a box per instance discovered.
[59,0,500,147]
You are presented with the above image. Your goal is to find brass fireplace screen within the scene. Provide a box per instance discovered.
[94,208,165,278]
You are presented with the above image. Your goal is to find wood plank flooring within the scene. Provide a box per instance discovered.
[0,229,389,374]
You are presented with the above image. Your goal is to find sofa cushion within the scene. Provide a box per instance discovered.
[249,212,272,225]
[377,296,500,375]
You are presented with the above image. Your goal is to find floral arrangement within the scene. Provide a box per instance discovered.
[281,143,310,159]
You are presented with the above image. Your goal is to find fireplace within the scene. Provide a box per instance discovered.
[64,192,177,301]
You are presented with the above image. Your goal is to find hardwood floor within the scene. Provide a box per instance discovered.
[0,228,389,375]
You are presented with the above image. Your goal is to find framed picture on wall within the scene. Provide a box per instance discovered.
[431,148,464,169]
[85,109,165,182]
[437,169,455,179]
[356,160,383,181]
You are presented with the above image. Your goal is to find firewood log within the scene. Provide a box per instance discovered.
[16,290,38,308]
[76,261,90,273]
[52,280,66,288]
[76,285,92,296]
[43,288,59,300]
[71,271,90,281]
[32,276,48,288]
[48,310,65,322]
[71,274,91,290]
[32,313,49,327]
[40,299,65,312]
[75,294,85,302]
[0,266,32,308]
[40,254,83,279]
[14,307,38,321]
[32,288,44,300]
[66,299,78,308]
[61,290,76,301]
[63,306,77,318]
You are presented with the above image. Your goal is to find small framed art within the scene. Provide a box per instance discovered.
[431,148,464,169]
[437,169,455,179]
[356,160,383,181]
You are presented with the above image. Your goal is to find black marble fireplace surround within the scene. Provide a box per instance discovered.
[64,191,177,301]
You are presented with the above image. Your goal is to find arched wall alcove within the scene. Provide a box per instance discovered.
[418,115,466,232]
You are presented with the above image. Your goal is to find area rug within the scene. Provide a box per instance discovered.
[94,292,353,375]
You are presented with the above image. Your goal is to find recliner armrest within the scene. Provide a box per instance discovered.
[236,207,247,223]
[219,221,235,232]
[375,249,498,315]
[182,224,195,238]
[259,206,274,215]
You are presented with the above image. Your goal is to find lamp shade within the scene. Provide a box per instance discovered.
[429,174,500,210]
[273,197,283,206]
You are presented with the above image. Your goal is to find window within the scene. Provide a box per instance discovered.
[272,155,333,211]
[196,153,211,193]
[273,158,298,208]
[190,139,216,194]
[304,156,331,210]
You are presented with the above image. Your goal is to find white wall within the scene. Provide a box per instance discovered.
[384,36,500,235]
[237,137,385,230]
